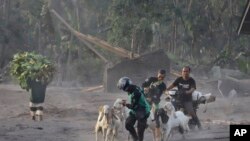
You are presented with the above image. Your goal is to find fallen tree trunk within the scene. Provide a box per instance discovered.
[81,85,104,93]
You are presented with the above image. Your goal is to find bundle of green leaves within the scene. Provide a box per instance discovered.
[10,52,55,91]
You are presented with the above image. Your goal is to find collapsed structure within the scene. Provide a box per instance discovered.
[51,9,170,92]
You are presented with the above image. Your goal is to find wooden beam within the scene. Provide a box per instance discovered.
[81,85,104,93]
[237,0,250,35]
[80,38,109,63]
[50,9,139,59]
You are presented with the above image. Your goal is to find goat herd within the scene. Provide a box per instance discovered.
[95,91,216,141]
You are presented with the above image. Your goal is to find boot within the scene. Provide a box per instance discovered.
[36,110,43,121]
[32,115,36,120]
[30,111,36,121]
[188,119,195,130]
[130,131,139,141]
[37,115,43,121]
[132,137,138,141]
[193,116,202,130]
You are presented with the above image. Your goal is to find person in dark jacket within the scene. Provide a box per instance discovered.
[142,69,167,108]
[166,66,202,129]
[141,69,167,136]
[117,77,151,141]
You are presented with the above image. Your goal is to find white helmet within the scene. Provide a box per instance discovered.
[117,77,132,91]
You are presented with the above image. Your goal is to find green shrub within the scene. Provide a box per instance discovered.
[238,59,250,74]
[10,52,55,91]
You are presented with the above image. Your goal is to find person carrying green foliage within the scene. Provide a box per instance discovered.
[10,52,55,121]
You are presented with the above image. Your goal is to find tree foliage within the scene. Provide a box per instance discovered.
[108,0,250,73]
[10,52,55,91]
[1,0,250,86]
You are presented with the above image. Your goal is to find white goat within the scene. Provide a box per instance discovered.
[147,107,163,141]
[105,108,121,141]
[162,101,191,141]
[95,105,110,141]
[113,98,130,130]
[95,105,121,141]
[113,98,133,141]
[192,91,216,112]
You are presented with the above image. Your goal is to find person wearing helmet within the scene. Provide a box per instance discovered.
[117,77,151,141]
[166,66,202,129]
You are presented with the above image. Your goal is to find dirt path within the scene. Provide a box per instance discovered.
[1,84,249,141]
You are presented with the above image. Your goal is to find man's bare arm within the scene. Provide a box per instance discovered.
[166,84,175,91]
[186,87,195,94]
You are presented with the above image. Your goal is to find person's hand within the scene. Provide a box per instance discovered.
[165,90,169,95]
[185,91,192,95]
[144,87,149,93]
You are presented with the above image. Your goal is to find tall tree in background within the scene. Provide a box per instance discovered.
[108,0,166,54]
[0,0,249,83]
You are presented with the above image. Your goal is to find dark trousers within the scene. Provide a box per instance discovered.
[125,114,148,141]
[183,101,201,128]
